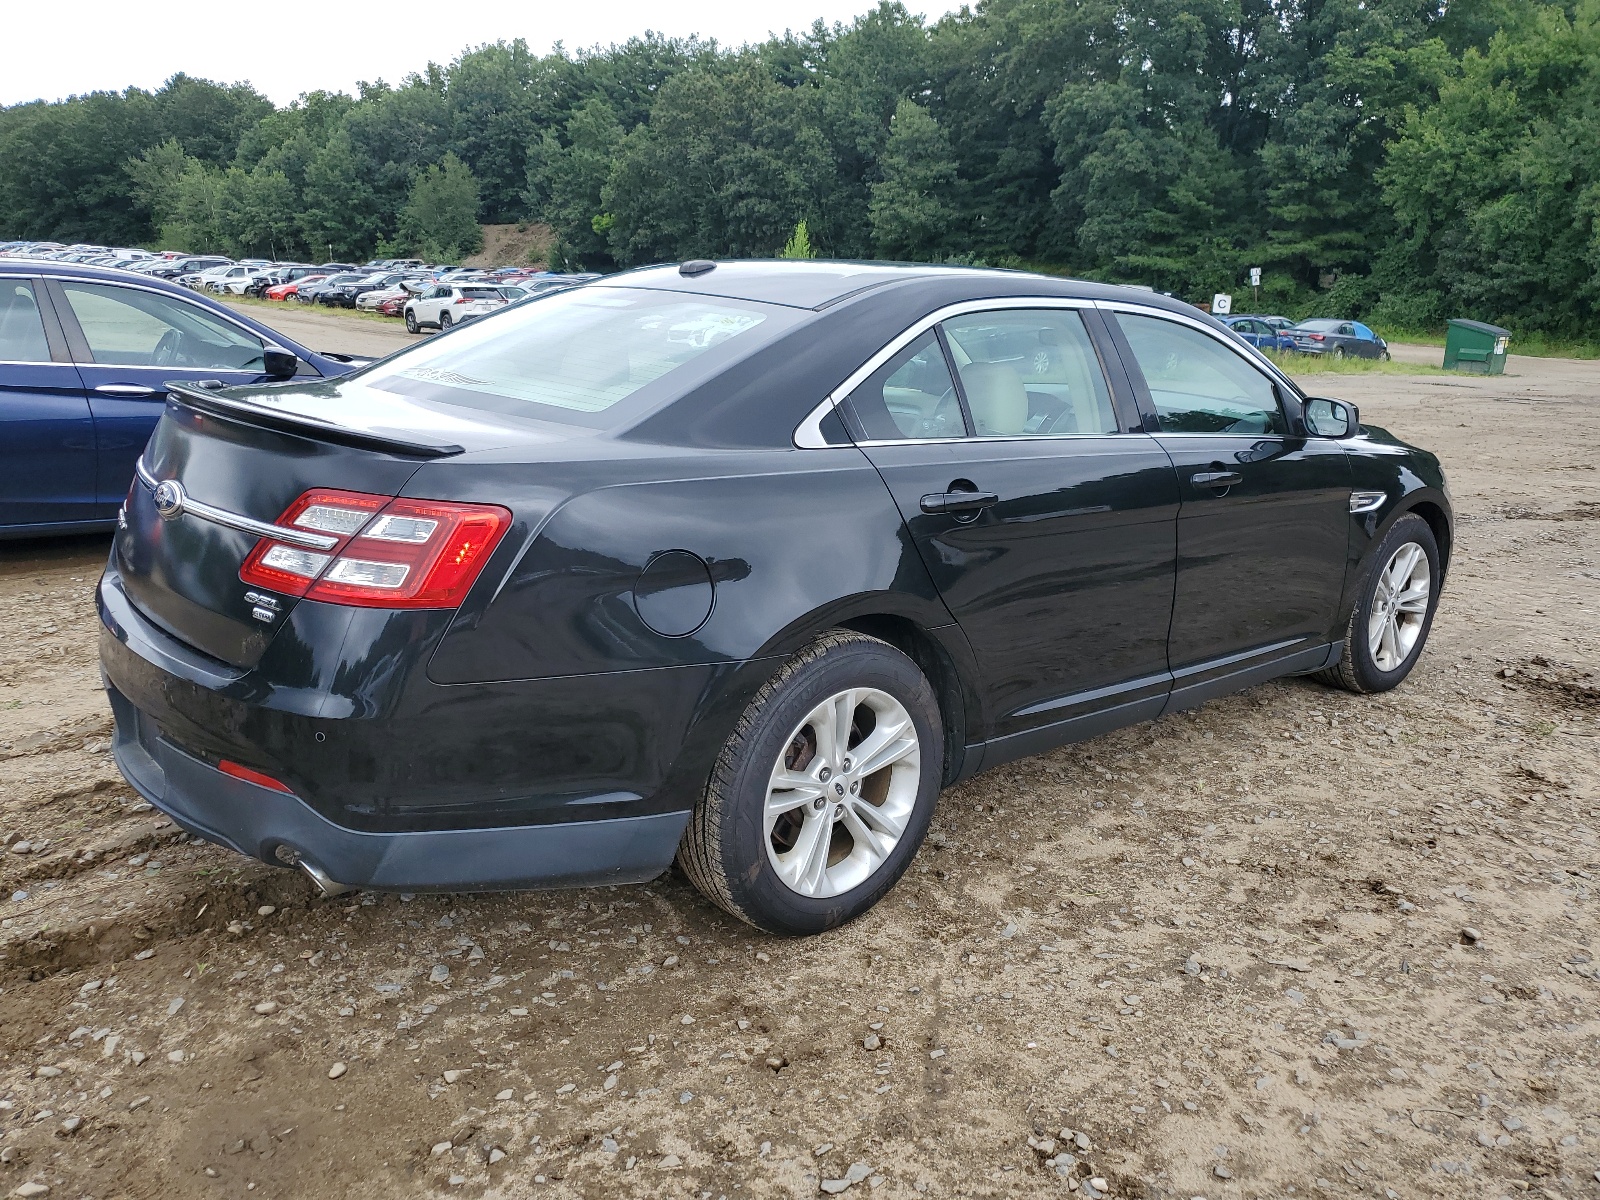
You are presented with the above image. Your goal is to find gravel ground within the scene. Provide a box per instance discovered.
[0,319,1596,1200]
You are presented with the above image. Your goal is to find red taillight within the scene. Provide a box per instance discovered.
[219,759,294,794]
[238,489,511,610]
[1309,333,1325,341]
[454,296,468,304]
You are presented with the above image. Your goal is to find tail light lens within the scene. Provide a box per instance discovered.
[1309,333,1325,341]
[239,489,511,609]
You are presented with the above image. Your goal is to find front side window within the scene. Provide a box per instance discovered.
[60,282,265,370]
[363,285,788,421]
[0,280,50,362]
[1115,313,1286,435]
[941,309,1116,436]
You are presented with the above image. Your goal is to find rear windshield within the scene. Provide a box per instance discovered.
[461,287,502,300]
[361,286,795,425]
[1296,319,1342,331]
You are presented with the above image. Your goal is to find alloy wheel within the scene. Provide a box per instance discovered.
[1368,540,1431,671]
[763,687,921,899]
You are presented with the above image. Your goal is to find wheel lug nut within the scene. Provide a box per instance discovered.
[850,781,860,794]
[819,767,831,782]
[813,797,826,810]
[833,804,845,819]
[842,758,852,771]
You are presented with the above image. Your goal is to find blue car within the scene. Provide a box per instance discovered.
[1,262,367,538]
[1224,314,1296,351]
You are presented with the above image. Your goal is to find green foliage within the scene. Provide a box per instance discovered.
[1,5,1596,335]
[392,153,484,261]
[779,219,817,258]
[870,99,956,260]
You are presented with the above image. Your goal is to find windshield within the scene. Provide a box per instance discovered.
[360,285,794,425]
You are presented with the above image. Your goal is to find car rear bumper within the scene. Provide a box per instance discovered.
[107,684,686,891]
[94,558,750,891]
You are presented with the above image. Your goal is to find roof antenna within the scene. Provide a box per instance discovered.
[679,260,716,277]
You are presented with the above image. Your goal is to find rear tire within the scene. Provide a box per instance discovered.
[1315,513,1440,694]
[678,630,943,936]
[440,311,453,331]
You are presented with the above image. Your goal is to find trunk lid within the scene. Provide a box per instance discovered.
[113,377,559,669]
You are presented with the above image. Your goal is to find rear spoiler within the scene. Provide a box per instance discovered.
[165,382,464,459]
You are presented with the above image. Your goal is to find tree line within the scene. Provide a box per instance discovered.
[1,0,1595,333]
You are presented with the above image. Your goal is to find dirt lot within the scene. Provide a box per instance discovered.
[1,314,1597,1200]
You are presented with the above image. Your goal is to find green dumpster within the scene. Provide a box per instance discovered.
[1443,318,1511,374]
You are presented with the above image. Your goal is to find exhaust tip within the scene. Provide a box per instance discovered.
[298,858,354,899]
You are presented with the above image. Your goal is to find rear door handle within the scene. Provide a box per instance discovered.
[1190,470,1242,489]
[94,384,162,397]
[919,490,999,515]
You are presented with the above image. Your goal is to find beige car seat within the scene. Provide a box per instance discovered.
[960,362,1029,436]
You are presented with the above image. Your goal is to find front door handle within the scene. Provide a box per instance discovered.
[94,384,162,397]
[920,489,999,515]
[1191,470,1242,489]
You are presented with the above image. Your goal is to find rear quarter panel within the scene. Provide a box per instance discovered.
[420,445,957,685]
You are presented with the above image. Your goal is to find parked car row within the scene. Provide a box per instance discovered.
[1223,313,1390,359]
[0,243,599,332]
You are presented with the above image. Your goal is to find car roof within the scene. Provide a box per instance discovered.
[594,260,1199,315]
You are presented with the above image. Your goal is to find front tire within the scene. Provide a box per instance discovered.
[678,630,943,935]
[1316,513,1440,693]
[404,310,419,334]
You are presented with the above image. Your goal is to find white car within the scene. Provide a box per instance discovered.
[403,284,506,332]
[187,264,246,291]
[207,266,274,296]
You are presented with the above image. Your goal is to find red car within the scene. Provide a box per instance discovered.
[264,275,326,301]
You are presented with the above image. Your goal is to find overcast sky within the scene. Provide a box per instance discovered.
[4,0,963,107]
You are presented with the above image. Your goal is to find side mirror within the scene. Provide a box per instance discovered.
[262,345,299,381]
[1305,396,1359,438]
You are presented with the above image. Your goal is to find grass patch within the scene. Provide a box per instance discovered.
[1373,325,1600,359]
[1264,350,1448,377]
[219,294,406,327]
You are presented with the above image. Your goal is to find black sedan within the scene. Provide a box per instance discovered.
[99,261,1451,935]
[1290,318,1391,359]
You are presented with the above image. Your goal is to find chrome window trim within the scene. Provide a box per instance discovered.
[134,457,339,551]
[0,359,63,367]
[793,295,1102,449]
[46,274,273,365]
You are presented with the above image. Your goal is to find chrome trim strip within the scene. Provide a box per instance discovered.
[793,295,1100,449]
[1170,636,1307,680]
[133,458,339,550]
[1349,490,1387,514]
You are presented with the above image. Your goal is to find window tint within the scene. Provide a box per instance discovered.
[841,331,964,441]
[940,309,1116,436]
[61,282,265,370]
[0,281,50,362]
[1116,313,1286,435]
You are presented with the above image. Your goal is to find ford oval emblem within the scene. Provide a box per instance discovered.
[152,479,186,521]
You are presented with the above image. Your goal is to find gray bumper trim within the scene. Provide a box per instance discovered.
[108,687,688,893]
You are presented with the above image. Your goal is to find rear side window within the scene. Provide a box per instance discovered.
[1115,313,1286,435]
[940,309,1116,436]
[59,281,266,371]
[0,280,50,362]
[365,286,792,422]
[840,331,963,441]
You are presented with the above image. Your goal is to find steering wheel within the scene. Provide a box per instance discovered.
[151,329,185,367]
